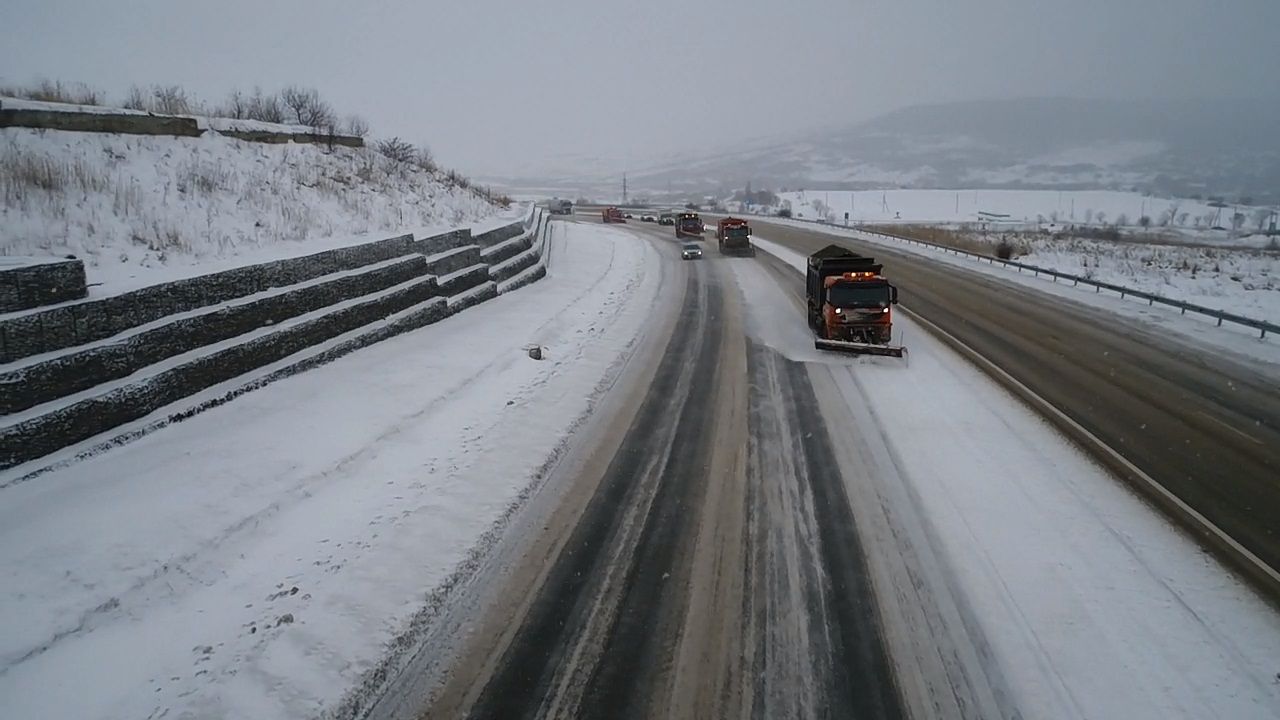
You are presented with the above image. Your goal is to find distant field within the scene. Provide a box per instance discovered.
[776,189,1276,248]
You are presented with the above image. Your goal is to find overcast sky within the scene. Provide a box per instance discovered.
[3,0,1278,176]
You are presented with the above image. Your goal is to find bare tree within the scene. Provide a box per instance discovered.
[1254,208,1273,232]
[375,137,417,164]
[246,87,284,123]
[151,85,193,114]
[1114,212,1128,227]
[222,90,248,119]
[1138,216,1152,228]
[342,114,370,138]
[281,85,334,128]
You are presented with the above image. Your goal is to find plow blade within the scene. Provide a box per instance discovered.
[814,338,907,358]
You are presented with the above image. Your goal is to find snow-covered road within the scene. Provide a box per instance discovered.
[4,217,1279,720]
[0,221,663,720]
[744,238,1280,719]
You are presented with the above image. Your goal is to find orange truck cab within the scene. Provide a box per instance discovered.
[602,207,626,223]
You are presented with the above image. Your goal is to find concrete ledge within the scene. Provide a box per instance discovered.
[0,232,419,363]
[9,297,451,483]
[489,246,540,283]
[473,221,525,248]
[424,247,481,278]
[412,229,471,256]
[217,129,363,147]
[438,265,490,297]
[0,258,87,314]
[0,108,203,136]
[480,232,533,266]
[498,264,547,295]
[0,256,431,414]
[445,282,499,315]
[0,276,440,470]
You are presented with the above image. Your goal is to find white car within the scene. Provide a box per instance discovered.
[680,243,703,260]
[640,213,657,222]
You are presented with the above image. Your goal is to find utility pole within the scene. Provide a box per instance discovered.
[622,173,627,204]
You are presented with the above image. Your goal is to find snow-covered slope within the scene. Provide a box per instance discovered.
[0,126,499,293]
[540,98,1280,203]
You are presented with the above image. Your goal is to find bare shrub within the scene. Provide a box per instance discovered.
[375,137,417,164]
[246,88,285,123]
[413,146,437,173]
[995,239,1015,259]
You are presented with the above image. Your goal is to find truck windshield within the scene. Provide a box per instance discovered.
[723,226,748,239]
[828,283,890,308]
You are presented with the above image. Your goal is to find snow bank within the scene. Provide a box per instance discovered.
[0,126,502,294]
[0,220,663,720]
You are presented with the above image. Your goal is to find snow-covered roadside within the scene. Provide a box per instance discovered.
[751,225,1280,370]
[0,126,505,295]
[731,245,1280,719]
[0,220,663,720]
[1017,238,1278,321]
[773,189,1277,244]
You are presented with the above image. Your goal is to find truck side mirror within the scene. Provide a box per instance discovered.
[891,287,899,304]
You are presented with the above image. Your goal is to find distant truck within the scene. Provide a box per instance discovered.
[658,212,675,226]
[675,212,703,239]
[715,217,755,256]
[548,198,573,215]
[806,244,905,358]
[602,206,626,223]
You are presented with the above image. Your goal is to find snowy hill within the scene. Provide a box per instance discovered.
[511,98,1280,204]
[1,119,500,293]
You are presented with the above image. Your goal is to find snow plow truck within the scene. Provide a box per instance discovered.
[716,217,755,256]
[675,212,703,238]
[806,244,906,358]
[602,206,626,223]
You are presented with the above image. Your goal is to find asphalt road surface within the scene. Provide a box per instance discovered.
[746,219,1280,579]
[406,219,918,719]
[364,215,1277,720]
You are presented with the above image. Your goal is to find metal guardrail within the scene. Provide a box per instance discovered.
[807,220,1276,340]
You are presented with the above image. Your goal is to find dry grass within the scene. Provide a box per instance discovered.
[0,144,110,205]
[1,79,101,105]
[867,224,1032,258]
